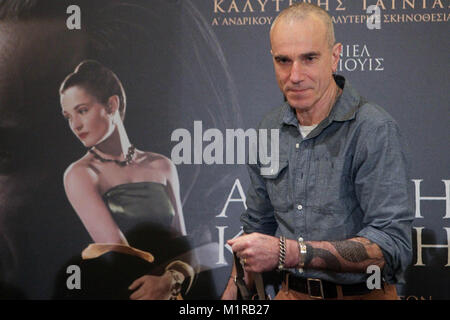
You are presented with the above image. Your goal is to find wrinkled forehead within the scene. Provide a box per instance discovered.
[270,16,329,51]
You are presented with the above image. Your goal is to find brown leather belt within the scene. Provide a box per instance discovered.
[284,273,372,299]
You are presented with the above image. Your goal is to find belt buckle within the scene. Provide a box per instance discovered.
[307,278,325,299]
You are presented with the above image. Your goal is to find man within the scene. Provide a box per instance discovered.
[222,3,413,300]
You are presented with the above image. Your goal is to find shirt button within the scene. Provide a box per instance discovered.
[295,143,300,149]
[297,204,303,210]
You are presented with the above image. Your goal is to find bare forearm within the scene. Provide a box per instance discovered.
[287,237,385,273]
[229,233,385,276]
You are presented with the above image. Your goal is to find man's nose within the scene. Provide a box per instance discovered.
[289,60,305,84]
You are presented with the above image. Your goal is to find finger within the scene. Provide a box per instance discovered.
[129,276,145,291]
[227,237,238,246]
[129,287,145,300]
[230,238,249,253]
[137,294,155,300]
[227,233,249,246]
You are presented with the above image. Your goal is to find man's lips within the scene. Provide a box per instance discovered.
[287,87,310,93]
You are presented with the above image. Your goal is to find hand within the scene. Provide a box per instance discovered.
[128,272,173,300]
[227,233,279,273]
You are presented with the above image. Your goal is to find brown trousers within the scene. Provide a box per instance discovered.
[274,281,399,300]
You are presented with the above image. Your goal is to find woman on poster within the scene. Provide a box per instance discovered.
[60,60,195,299]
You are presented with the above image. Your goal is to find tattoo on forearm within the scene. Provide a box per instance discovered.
[330,241,369,263]
[304,238,384,273]
[309,247,342,272]
[304,243,314,267]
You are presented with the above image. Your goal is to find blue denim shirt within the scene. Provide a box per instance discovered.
[241,75,414,284]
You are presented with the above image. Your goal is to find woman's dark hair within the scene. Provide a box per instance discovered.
[60,60,127,120]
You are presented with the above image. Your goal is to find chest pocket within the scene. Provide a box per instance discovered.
[314,157,354,210]
[262,160,291,212]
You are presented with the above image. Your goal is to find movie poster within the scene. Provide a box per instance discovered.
[0,0,449,300]
[0,0,236,299]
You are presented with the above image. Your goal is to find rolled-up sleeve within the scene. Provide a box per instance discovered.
[241,162,278,236]
[354,120,414,284]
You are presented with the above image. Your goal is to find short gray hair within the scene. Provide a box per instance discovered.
[270,2,336,49]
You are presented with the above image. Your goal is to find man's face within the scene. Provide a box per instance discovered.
[270,16,341,113]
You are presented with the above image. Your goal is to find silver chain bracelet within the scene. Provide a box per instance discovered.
[278,235,286,271]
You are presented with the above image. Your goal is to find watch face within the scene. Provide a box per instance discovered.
[300,244,307,254]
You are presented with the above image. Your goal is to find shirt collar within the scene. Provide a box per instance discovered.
[279,75,362,128]
[329,75,361,122]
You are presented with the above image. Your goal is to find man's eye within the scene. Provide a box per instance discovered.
[275,57,290,64]
[78,108,88,114]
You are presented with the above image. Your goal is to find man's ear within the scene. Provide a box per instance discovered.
[331,42,342,73]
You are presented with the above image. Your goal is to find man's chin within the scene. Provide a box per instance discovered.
[286,99,312,111]
[285,92,311,107]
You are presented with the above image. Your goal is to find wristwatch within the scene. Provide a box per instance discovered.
[297,237,307,273]
[167,269,184,300]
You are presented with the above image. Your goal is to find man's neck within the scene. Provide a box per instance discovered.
[295,83,341,126]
